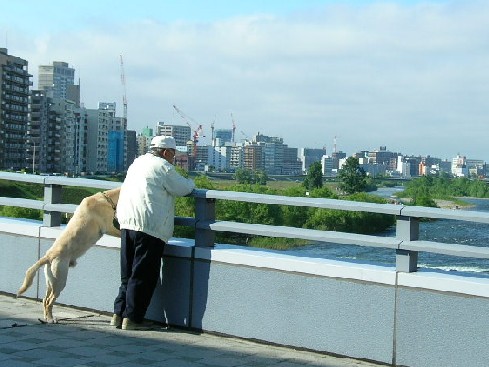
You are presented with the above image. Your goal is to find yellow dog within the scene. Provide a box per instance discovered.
[17,187,121,323]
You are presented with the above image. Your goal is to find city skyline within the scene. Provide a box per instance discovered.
[2,0,488,161]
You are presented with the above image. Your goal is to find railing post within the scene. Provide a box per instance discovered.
[195,196,216,247]
[43,184,62,227]
[396,215,419,273]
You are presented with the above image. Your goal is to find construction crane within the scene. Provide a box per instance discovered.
[240,130,250,142]
[172,104,204,156]
[231,113,236,143]
[120,55,127,128]
[333,135,339,153]
[210,119,215,147]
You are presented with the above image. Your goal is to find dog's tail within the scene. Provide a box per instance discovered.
[17,256,50,297]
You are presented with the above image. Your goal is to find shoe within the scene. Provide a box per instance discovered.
[121,318,155,331]
[110,314,122,328]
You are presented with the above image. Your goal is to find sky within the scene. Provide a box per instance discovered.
[2,0,489,161]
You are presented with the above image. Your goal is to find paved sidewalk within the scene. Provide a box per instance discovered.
[0,294,383,367]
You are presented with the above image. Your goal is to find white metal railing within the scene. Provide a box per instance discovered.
[1,171,489,273]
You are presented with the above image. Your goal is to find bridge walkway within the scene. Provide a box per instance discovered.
[0,294,383,367]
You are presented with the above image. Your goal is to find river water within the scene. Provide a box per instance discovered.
[286,187,489,275]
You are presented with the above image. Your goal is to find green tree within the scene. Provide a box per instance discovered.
[234,168,252,184]
[194,175,215,189]
[234,168,267,185]
[303,161,323,190]
[338,157,367,194]
[254,170,268,185]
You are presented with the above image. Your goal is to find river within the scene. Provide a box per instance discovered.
[286,187,489,275]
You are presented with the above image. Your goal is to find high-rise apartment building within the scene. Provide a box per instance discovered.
[243,144,264,171]
[27,90,46,173]
[38,61,76,100]
[86,103,113,173]
[28,61,88,175]
[84,102,129,174]
[0,48,31,170]
[105,104,126,173]
[229,144,243,171]
[27,90,62,173]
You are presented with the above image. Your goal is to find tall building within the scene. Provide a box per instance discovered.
[283,147,302,175]
[299,148,326,174]
[208,145,232,171]
[331,151,347,169]
[0,48,32,171]
[28,90,88,175]
[263,141,285,175]
[368,146,398,171]
[107,130,125,173]
[107,108,126,173]
[229,144,243,171]
[452,155,468,177]
[38,61,76,100]
[243,144,264,171]
[86,103,116,174]
[69,105,88,175]
[26,90,46,173]
[30,92,63,173]
[321,155,335,176]
[125,130,137,168]
[215,129,233,145]
[156,122,191,146]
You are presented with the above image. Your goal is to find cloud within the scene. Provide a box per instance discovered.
[3,1,489,160]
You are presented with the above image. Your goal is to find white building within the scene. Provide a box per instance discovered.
[451,155,469,177]
[208,145,232,171]
[156,122,191,146]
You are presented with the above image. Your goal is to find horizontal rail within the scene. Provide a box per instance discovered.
[0,197,44,210]
[198,220,401,249]
[400,205,489,224]
[400,240,489,259]
[0,172,119,190]
[194,189,402,215]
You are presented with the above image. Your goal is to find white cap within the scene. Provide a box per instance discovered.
[150,136,177,150]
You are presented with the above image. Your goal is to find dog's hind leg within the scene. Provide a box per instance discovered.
[42,284,54,322]
[43,259,69,323]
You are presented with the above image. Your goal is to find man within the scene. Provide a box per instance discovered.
[111,136,195,330]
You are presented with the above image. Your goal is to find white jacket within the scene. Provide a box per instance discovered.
[116,153,195,242]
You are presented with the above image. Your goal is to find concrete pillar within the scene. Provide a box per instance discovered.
[43,184,62,227]
[195,196,216,247]
[396,215,419,273]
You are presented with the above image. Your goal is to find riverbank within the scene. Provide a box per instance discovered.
[434,198,473,210]
[398,198,472,210]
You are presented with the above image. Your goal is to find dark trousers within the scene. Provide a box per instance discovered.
[113,229,165,323]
